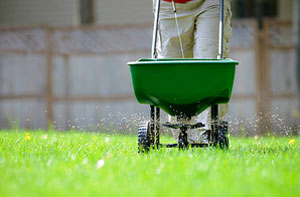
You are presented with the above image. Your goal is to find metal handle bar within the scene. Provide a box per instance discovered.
[217,0,224,59]
[151,0,161,59]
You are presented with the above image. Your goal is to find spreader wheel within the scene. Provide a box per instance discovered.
[218,121,229,149]
[138,122,153,153]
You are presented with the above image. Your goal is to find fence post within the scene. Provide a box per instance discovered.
[256,20,271,134]
[45,27,54,129]
[297,0,300,112]
[63,54,71,129]
[262,20,271,133]
[255,21,263,134]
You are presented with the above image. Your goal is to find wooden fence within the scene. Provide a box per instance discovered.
[0,20,298,134]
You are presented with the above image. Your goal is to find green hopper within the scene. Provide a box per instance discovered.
[128,58,238,118]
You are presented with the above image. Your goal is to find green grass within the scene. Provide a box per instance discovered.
[0,131,300,197]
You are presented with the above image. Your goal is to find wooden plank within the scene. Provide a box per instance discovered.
[0,50,37,54]
[0,93,295,102]
[0,25,47,31]
[0,94,44,100]
[260,20,272,132]
[229,47,253,51]
[254,20,272,134]
[268,46,295,50]
[0,23,153,32]
[271,93,297,99]
[0,49,150,56]
[263,19,292,26]
[45,28,54,128]
[53,95,135,102]
[53,49,150,56]
[254,25,263,133]
[52,23,152,32]
[231,94,256,100]
[63,54,71,129]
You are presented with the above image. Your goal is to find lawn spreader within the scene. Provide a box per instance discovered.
[127,0,239,152]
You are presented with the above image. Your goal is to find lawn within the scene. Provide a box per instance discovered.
[0,130,299,197]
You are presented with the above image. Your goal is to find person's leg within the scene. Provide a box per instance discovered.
[157,17,194,58]
[192,1,232,139]
[155,1,195,141]
[155,1,195,58]
[193,1,232,58]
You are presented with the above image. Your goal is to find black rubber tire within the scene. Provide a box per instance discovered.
[218,121,229,149]
[138,122,151,153]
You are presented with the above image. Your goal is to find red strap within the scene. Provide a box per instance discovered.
[163,0,193,3]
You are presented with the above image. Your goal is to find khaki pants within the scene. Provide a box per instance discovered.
[154,0,232,142]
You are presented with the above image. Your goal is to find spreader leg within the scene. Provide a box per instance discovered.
[211,105,218,146]
[150,105,155,148]
[178,127,188,149]
[150,106,161,149]
[155,107,160,149]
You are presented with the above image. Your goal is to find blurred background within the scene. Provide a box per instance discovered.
[0,0,299,136]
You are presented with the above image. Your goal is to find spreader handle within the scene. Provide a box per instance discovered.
[217,0,224,59]
[151,0,161,59]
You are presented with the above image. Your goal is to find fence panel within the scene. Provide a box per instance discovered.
[266,20,299,132]
[0,21,298,134]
